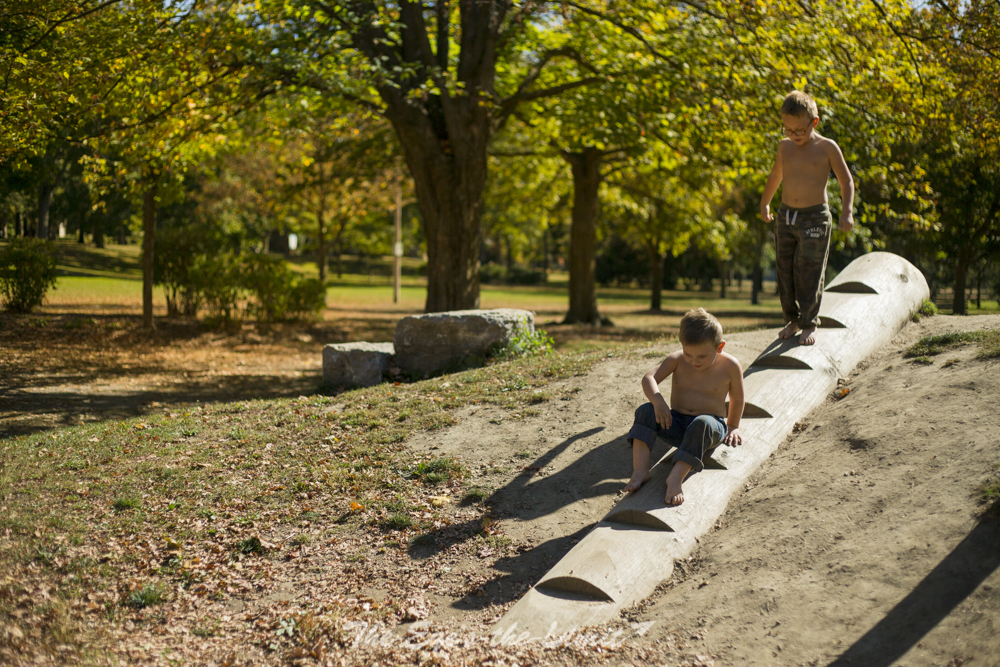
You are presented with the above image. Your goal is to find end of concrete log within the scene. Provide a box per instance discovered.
[322,342,394,389]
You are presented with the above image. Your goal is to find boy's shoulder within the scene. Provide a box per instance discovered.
[718,350,742,369]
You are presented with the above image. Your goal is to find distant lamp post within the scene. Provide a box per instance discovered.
[393,186,403,304]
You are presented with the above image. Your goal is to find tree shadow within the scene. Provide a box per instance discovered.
[403,425,664,607]
[827,519,1000,666]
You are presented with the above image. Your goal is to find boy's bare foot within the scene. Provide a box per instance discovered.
[779,322,798,339]
[624,469,651,494]
[665,477,685,506]
[664,460,692,507]
[799,326,817,345]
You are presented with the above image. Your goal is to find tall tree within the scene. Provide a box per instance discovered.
[261,1,602,312]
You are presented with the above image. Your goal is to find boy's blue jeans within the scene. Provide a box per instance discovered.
[627,403,727,473]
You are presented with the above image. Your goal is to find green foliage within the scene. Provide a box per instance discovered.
[125,583,165,609]
[242,254,326,322]
[463,486,490,504]
[906,330,1000,359]
[384,513,413,530]
[155,231,325,323]
[913,299,939,321]
[235,537,267,555]
[480,264,545,286]
[112,497,140,512]
[499,325,554,360]
[0,238,58,313]
[414,458,464,485]
[980,467,1000,519]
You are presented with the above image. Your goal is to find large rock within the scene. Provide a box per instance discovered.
[322,342,394,388]
[393,308,534,377]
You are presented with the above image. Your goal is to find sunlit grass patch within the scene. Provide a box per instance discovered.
[463,486,490,504]
[112,496,140,512]
[905,330,1000,359]
[979,464,1000,519]
[414,457,464,485]
[125,583,165,609]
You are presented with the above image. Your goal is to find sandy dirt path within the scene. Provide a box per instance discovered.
[407,315,1000,666]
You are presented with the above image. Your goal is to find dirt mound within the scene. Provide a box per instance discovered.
[409,314,1000,666]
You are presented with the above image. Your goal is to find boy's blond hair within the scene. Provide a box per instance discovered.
[780,90,818,119]
[679,308,723,346]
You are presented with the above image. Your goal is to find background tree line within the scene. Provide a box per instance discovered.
[1,0,998,321]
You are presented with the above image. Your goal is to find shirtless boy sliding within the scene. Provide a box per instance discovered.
[623,308,745,506]
[760,90,855,345]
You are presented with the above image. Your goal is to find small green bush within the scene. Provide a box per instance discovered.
[155,232,325,323]
[498,323,554,359]
[112,497,140,512]
[415,457,464,484]
[919,299,938,317]
[126,583,165,609]
[385,513,413,530]
[0,238,58,313]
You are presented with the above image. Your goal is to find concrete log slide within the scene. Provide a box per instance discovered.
[495,252,929,638]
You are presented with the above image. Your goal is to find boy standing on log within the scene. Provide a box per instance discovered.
[760,90,855,345]
[624,308,745,506]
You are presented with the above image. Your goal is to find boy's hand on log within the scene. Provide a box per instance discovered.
[652,395,672,430]
[724,427,743,447]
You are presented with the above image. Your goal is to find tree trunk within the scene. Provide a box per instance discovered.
[542,224,549,283]
[952,243,970,315]
[92,220,105,249]
[648,238,662,312]
[142,182,157,329]
[751,261,763,305]
[396,132,485,312]
[15,211,23,237]
[562,147,604,325]
[37,179,53,240]
[718,260,728,299]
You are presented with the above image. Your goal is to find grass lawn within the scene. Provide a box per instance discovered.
[0,344,614,664]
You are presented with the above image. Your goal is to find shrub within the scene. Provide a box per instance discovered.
[498,323,554,359]
[242,255,326,322]
[0,238,58,313]
[126,583,165,609]
[285,277,327,320]
[156,230,325,324]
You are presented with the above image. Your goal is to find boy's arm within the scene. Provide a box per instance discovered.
[827,140,855,232]
[723,358,745,446]
[642,354,679,430]
[760,144,783,222]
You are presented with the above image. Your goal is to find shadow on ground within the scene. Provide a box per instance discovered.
[828,518,1000,667]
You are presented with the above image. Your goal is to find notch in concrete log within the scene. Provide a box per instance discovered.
[602,510,673,531]
[727,401,772,419]
[818,316,846,328]
[664,449,729,471]
[536,577,615,602]
[825,281,878,294]
[749,355,813,370]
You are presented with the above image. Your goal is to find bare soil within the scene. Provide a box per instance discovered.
[402,314,1000,666]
